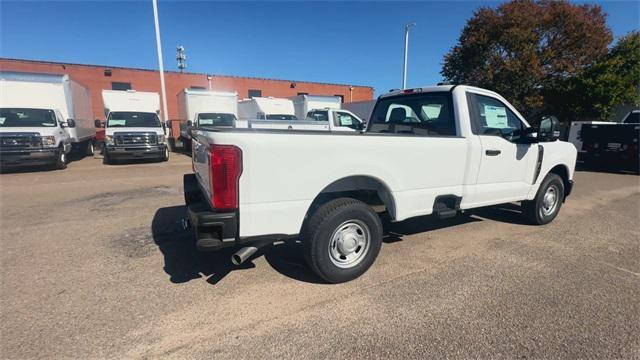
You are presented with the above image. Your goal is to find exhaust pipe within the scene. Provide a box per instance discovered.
[231,246,258,265]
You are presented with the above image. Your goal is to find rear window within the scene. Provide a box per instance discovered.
[368,92,456,136]
[266,114,297,121]
[623,111,640,124]
[197,113,236,127]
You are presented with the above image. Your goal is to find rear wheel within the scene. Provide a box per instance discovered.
[85,140,95,157]
[302,198,383,283]
[522,173,564,225]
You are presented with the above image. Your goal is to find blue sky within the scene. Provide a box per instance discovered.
[1,1,638,95]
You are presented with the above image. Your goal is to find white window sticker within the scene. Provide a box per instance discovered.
[109,119,126,126]
[199,119,214,125]
[0,117,5,125]
[484,105,508,128]
[42,123,55,126]
[339,114,353,126]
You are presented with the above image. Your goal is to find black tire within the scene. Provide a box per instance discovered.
[161,146,170,162]
[85,140,95,157]
[103,151,112,165]
[54,149,67,170]
[167,137,175,153]
[302,198,383,283]
[522,173,564,225]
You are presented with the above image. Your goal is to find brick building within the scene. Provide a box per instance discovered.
[0,58,374,121]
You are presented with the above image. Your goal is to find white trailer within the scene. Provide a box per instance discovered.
[101,90,169,164]
[290,95,341,121]
[343,100,376,122]
[177,89,238,127]
[0,71,96,169]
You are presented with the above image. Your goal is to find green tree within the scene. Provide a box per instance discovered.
[441,0,612,123]
[548,31,640,121]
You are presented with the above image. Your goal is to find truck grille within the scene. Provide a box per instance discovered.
[114,132,157,146]
[0,133,41,151]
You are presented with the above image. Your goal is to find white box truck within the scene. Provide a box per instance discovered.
[101,90,169,164]
[0,71,96,170]
[291,95,341,121]
[177,89,238,128]
[176,89,238,151]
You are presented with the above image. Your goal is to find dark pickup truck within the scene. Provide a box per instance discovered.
[581,111,640,173]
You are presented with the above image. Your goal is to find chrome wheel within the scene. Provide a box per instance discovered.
[328,220,370,268]
[540,184,559,217]
[60,152,66,163]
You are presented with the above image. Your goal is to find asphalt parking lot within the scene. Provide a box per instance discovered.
[0,153,638,359]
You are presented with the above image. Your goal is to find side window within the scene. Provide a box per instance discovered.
[334,111,358,127]
[467,93,525,139]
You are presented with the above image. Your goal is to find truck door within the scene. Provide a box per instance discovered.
[466,93,537,204]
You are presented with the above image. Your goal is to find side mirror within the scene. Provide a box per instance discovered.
[66,119,76,128]
[538,116,561,142]
[351,121,365,131]
[187,120,193,127]
[94,119,102,128]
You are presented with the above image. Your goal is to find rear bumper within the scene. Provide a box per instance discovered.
[105,144,166,159]
[184,174,238,251]
[0,148,58,166]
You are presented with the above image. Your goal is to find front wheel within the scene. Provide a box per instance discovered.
[54,149,67,170]
[85,140,95,157]
[161,146,169,162]
[302,198,383,283]
[522,173,564,225]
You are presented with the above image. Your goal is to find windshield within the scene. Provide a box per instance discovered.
[266,114,297,121]
[369,92,456,136]
[197,113,236,127]
[107,112,161,128]
[0,108,57,127]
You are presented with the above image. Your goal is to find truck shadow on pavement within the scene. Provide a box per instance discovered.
[152,203,529,285]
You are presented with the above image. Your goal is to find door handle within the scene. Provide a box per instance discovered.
[485,149,501,156]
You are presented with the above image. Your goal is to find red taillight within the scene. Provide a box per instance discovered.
[209,144,242,210]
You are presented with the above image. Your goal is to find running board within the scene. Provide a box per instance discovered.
[433,195,462,219]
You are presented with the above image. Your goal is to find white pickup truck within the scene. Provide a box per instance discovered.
[184,85,577,283]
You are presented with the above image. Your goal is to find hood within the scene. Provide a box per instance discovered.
[105,127,165,136]
[0,126,61,136]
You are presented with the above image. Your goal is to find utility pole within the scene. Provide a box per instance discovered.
[402,22,416,90]
[152,0,169,123]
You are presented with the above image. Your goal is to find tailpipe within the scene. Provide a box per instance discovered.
[231,246,258,265]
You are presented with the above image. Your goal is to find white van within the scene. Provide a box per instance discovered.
[0,71,96,170]
[290,95,341,122]
[178,89,238,128]
[101,90,169,164]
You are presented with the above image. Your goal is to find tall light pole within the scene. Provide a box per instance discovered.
[402,22,416,90]
[152,0,169,124]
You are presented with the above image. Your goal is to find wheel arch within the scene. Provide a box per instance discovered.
[301,175,397,232]
[547,164,571,199]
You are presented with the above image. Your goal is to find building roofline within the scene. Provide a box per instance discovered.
[0,57,374,90]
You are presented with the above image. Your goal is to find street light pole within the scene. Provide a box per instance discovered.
[152,0,169,124]
[402,22,416,90]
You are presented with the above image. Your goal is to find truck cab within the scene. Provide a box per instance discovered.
[101,90,169,164]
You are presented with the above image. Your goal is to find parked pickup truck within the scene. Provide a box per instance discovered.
[183,85,577,283]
